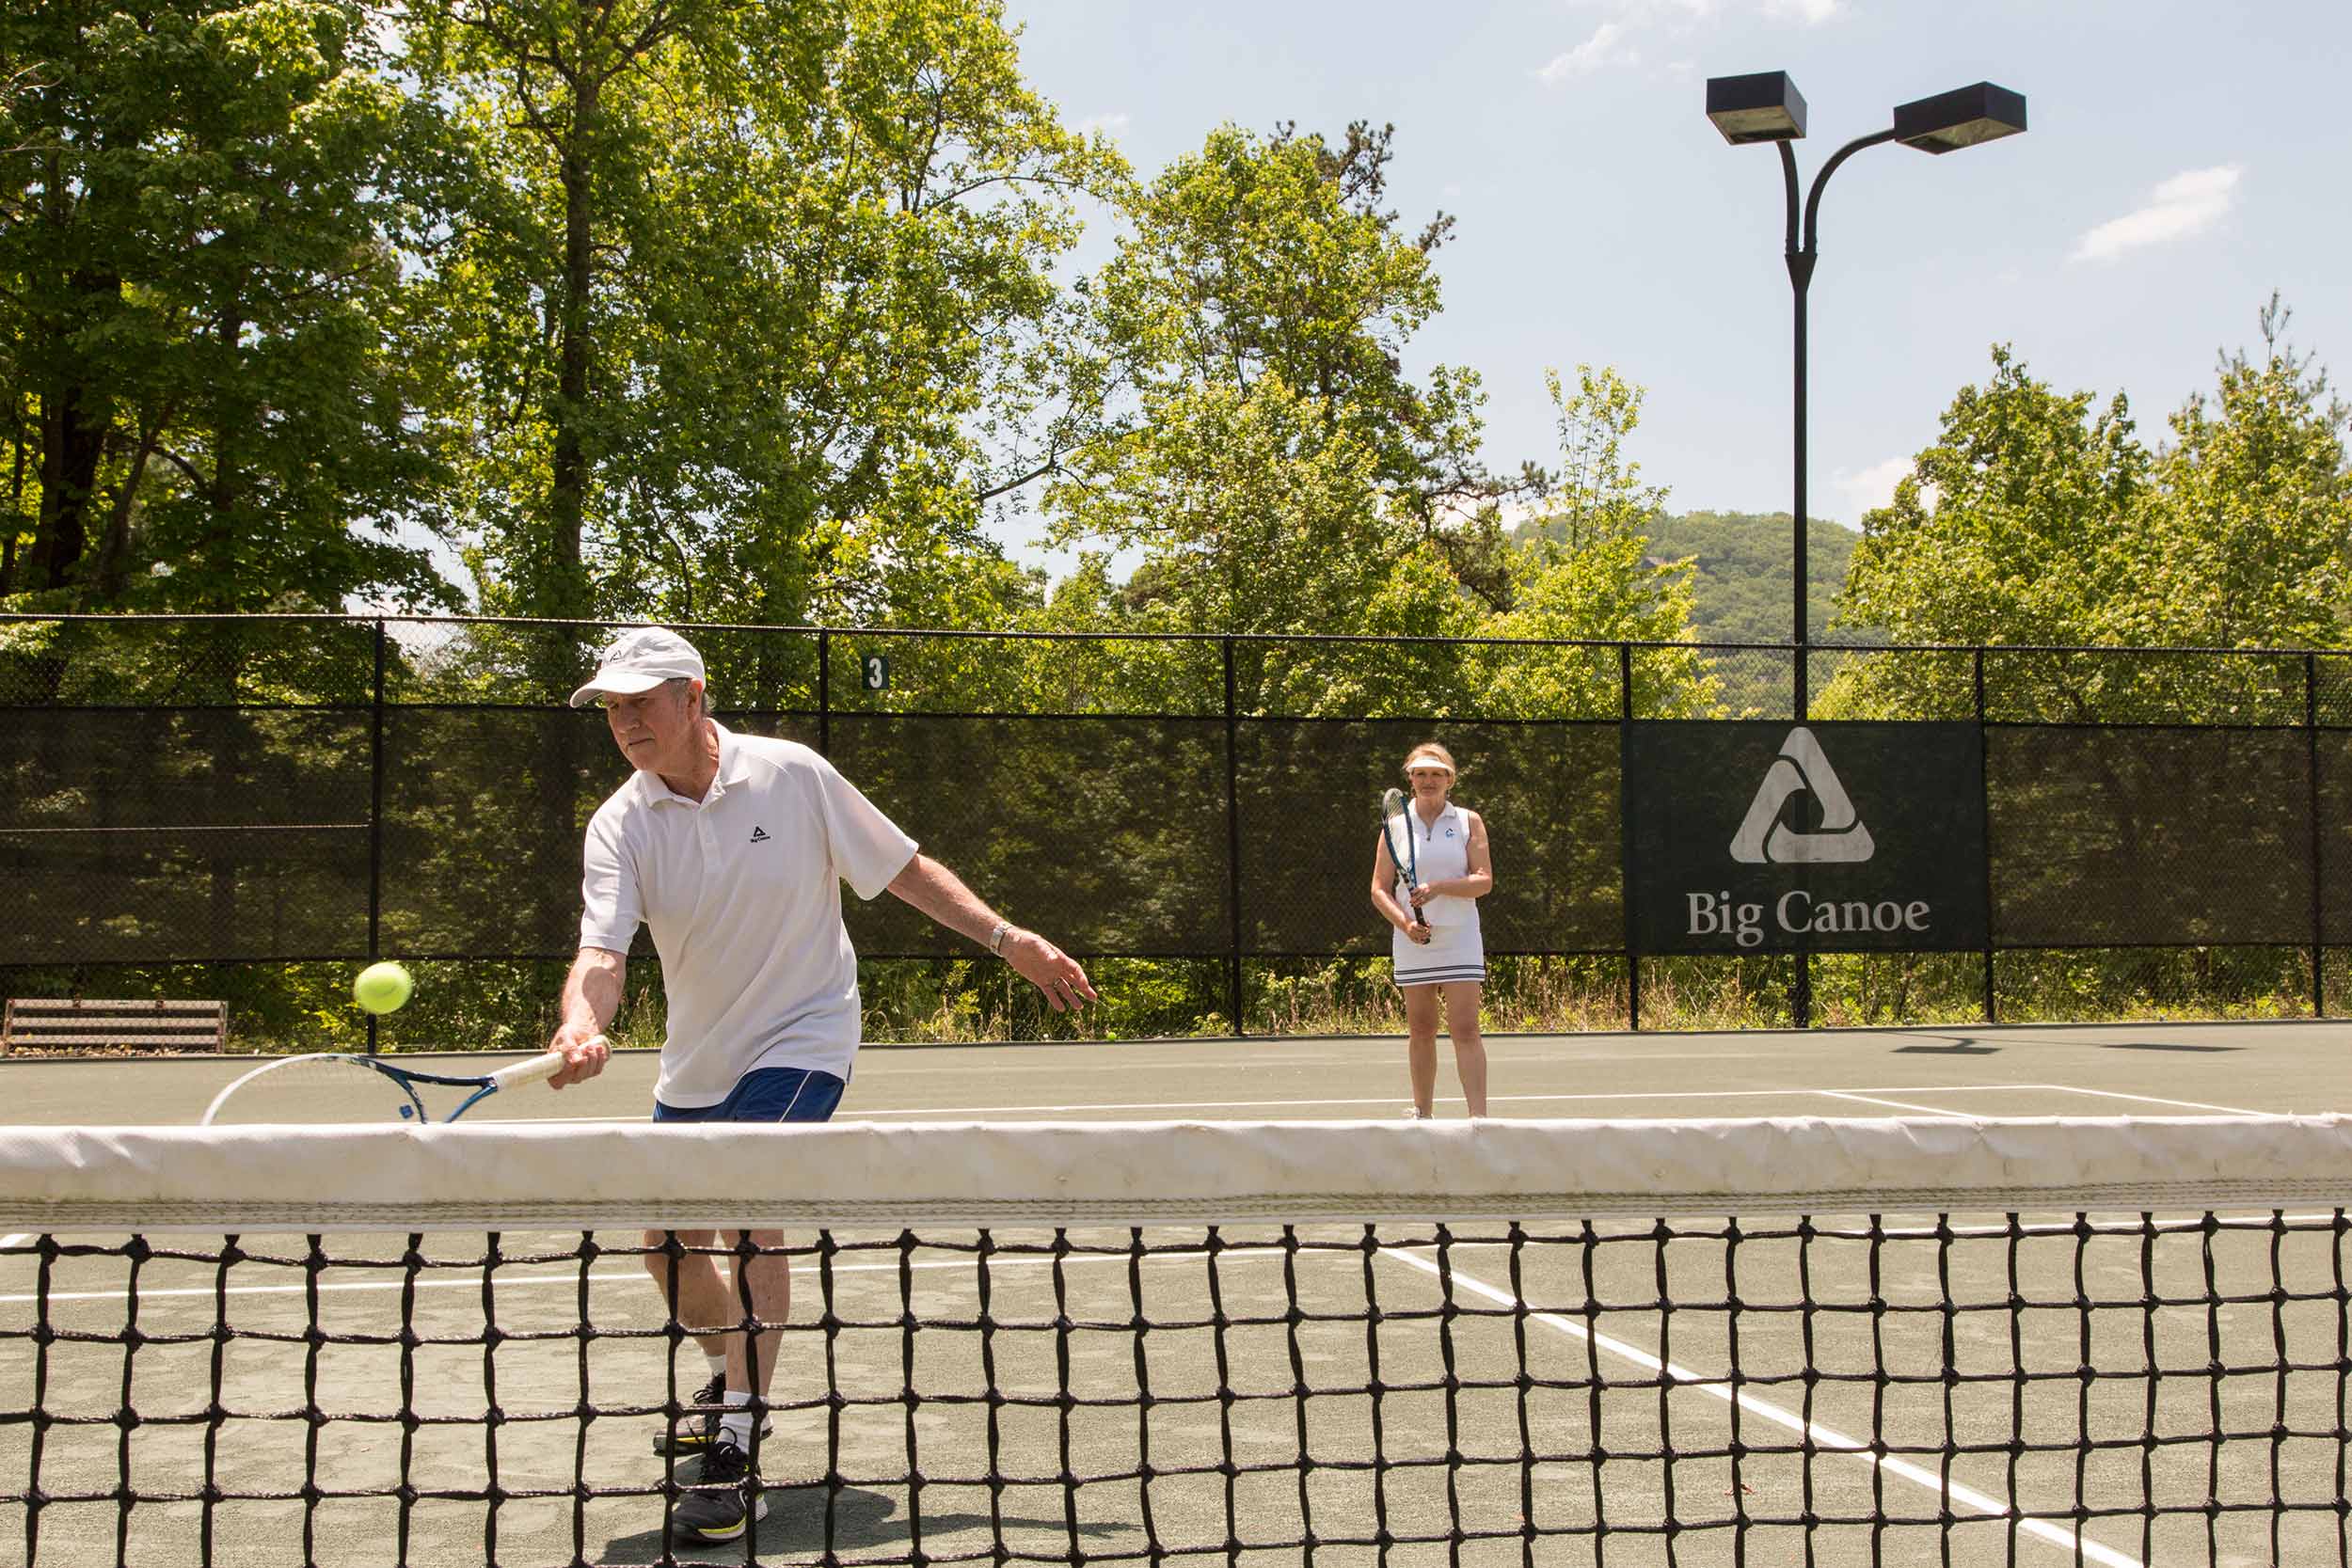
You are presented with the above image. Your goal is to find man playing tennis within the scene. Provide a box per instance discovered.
[541,626,1095,1543]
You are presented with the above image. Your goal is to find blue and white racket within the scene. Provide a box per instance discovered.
[200,1044,583,1126]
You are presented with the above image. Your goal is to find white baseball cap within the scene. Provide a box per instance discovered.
[568,626,707,707]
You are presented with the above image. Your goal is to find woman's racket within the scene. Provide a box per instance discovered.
[200,1045,582,1126]
[1380,788,1430,940]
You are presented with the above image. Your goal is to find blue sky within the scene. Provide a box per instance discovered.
[995,0,2352,575]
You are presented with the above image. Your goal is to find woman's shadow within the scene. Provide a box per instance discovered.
[597,1481,1126,1561]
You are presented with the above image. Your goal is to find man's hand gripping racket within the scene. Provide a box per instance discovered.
[201,1040,599,1126]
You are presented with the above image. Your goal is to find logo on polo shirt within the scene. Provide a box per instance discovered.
[749,825,771,843]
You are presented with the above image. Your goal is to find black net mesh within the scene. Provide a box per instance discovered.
[2321,732,2352,948]
[1987,726,2316,946]
[0,709,373,964]
[835,716,1230,958]
[8,1192,2350,1564]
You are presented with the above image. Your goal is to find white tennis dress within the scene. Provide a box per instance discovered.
[1389,800,1486,988]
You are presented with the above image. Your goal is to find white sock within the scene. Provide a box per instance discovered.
[720,1390,755,1451]
[704,1351,728,1385]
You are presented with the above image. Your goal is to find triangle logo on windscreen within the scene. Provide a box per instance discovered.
[1729,726,1876,864]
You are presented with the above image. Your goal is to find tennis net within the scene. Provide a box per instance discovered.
[5,1116,2351,1566]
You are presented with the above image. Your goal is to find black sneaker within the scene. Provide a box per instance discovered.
[655,1374,771,1455]
[674,1436,767,1543]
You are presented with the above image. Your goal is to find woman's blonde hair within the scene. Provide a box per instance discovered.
[1402,742,1456,778]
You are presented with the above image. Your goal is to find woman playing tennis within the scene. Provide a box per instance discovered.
[1370,742,1493,1118]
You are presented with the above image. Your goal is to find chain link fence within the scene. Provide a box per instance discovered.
[3,615,2345,1033]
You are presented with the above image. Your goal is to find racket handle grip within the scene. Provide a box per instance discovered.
[492,1037,599,1089]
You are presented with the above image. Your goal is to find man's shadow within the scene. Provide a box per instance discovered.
[597,1483,1126,1562]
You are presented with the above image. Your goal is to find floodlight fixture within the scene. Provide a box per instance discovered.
[1894,82,2028,153]
[1705,71,1807,145]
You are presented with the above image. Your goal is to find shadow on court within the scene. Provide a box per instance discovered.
[595,1482,1123,1561]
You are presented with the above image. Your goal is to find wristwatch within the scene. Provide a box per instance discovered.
[988,920,1013,956]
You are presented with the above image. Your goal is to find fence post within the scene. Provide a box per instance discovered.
[817,628,830,757]
[367,619,387,1055]
[2310,652,2325,1019]
[1976,646,1996,1023]
[1619,642,1640,1032]
[1223,637,1245,1037]
[1789,641,1810,1030]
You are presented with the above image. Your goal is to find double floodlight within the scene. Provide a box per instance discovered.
[1706,71,2026,152]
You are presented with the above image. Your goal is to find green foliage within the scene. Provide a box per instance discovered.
[1046,119,1535,638]
[1516,507,1865,649]
[407,0,1120,626]
[0,0,461,612]
[1826,300,2350,722]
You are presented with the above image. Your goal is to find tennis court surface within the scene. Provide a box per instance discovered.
[5,1020,2352,1567]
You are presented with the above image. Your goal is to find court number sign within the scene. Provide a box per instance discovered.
[1623,721,1986,953]
[859,653,890,691]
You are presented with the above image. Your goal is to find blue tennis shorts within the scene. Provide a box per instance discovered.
[653,1066,848,1124]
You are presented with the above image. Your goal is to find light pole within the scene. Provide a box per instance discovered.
[1704,72,2025,1029]
[1704,72,2026,718]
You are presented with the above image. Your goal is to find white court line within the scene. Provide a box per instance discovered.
[1816,1090,1985,1114]
[0,1233,28,1250]
[485,1083,2074,1125]
[2047,1085,2278,1117]
[1380,1246,2145,1568]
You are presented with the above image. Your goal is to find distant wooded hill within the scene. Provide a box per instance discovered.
[1516,509,1880,646]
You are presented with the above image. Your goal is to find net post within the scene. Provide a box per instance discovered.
[2309,651,2325,1018]
[1222,635,1245,1037]
[368,618,387,1056]
[1977,645,1996,1023]
[1618,641,1641,1032]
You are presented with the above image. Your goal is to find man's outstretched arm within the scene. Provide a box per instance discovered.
[885,854,1099,1011]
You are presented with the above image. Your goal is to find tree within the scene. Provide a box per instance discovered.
[1045,119,1534,640]
[0,0,458,612]
[1834,344,2151,654]
[2122,295,2349,652]
[408,0,1120,635]
[1826,302,2350,724]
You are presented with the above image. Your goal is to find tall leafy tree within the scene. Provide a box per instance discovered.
[1838,304,2349,657]
[1046,119,1534,638]
[0,0,458,610]
[410,0,1118,631]
[2123,296,2349,651]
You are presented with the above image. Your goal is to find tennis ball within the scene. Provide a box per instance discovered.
[353,961,414,1015]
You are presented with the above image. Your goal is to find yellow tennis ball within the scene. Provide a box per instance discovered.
[353,961,413,1015]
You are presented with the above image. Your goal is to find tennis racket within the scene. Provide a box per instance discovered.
[1379,787,1430,941]
[200,1044,583,1127]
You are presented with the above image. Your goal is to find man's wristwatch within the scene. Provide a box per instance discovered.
[988,920,1013,956]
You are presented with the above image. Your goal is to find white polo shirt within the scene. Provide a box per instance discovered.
[578,724,918,1108]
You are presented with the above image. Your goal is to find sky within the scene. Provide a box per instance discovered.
[992,0,2352,576]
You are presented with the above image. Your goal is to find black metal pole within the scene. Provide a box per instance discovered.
[1222,637,1245,1037]
[1976,646,1996,1022]
[2310,652,2326,1018]
[1619,641,1641,1031]
[367,620,387,1055]
[816,628,830,757]
[1772,129,1897,1033]
[1779,144,1813,1031]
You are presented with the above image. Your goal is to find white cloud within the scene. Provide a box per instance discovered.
[1537,22,1637,83]
[1832,456,1914,518]
[1544,0,1836,87]
[1075,112,1131,138]
[2071,165,2241,263]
